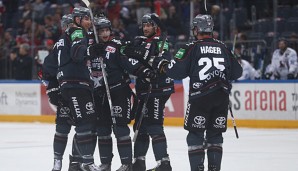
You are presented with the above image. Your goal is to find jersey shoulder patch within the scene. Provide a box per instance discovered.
[174,43,194,59]
[175,48,186,59]
[70,29,84,41]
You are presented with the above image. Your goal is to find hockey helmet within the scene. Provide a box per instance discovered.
[141,13,159,27]
[94,16,111,30]
[72,6,90,18]
[191,14,214,33]
[61,14,73,28]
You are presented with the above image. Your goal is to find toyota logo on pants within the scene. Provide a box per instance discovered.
[194,116,206,125]
[215,117,226,125]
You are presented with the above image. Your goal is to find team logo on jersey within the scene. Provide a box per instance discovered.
[105,46,116,53]
[175,48,185,59]
[71,30,84,41]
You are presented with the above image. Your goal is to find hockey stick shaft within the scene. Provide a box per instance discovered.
[132,84,152,142]
[229,104,239,139]
[81,0,117,134]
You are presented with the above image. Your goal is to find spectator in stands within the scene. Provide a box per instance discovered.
[18,2,32,27]
[211,5,227,40]
[2,29,16,78]
[32,0,47,24]
[111,18,129,40]
[43,15,60,42]
[164,4,185,40]
[135,0,152,24]
[0,33,4,79]
[235,44,260,80]
[265,38,298,80]
[9,43,33,80]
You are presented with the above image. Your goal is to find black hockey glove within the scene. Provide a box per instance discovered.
[46,79,61,106]
[139,68,157,82]
[123,44,149,60]
[88,43,106,58]
[152,58,169,74]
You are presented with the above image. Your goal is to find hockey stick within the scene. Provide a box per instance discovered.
[229,103,239,139]
[228,19,239,139]
[132,14,168,142]
[204,0,208,13]
[132,84,152,142]
[81,0,118,135]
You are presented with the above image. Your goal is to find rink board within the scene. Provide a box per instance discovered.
[1,80,298,128]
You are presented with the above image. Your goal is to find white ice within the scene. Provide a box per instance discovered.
[0,122,297,171]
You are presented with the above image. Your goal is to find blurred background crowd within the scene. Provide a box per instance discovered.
[0,0,298,80]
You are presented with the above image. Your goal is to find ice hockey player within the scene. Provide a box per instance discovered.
[87,16,157,171]
[122,13,174,171]
[153,14,242,171]
[41,13,85,171]
[56,6,100,171]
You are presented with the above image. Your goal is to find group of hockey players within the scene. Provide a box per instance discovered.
[41,5,242,171]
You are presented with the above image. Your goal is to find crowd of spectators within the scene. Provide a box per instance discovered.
[0,0,298,80]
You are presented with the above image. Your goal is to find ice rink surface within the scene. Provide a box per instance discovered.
[0,122,298,171]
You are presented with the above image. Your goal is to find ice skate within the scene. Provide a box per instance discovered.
[68,155,82,171]
[116,164,132,171]
[52,158,62,171]
[98,163,111,171]
[80,163,100,171]
[132,156,146,171]
[147,158,172,171]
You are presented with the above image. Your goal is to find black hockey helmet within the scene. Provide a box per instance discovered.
[72,6,90,18]
[191,14,214,33]
[61,14,73,28]
[94,16,111,30]
[141,13,159,27]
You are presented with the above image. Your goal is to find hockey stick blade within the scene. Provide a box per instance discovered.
[229,105,239,139]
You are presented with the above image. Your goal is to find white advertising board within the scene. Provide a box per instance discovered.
[229,82,298,120]
[0,83,41,115]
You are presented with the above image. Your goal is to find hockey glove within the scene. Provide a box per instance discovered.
[139,68,157,82]
[88,43,106,58]
[123,44,149,61]
[152,58,169,74]
[46,79,61,106]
